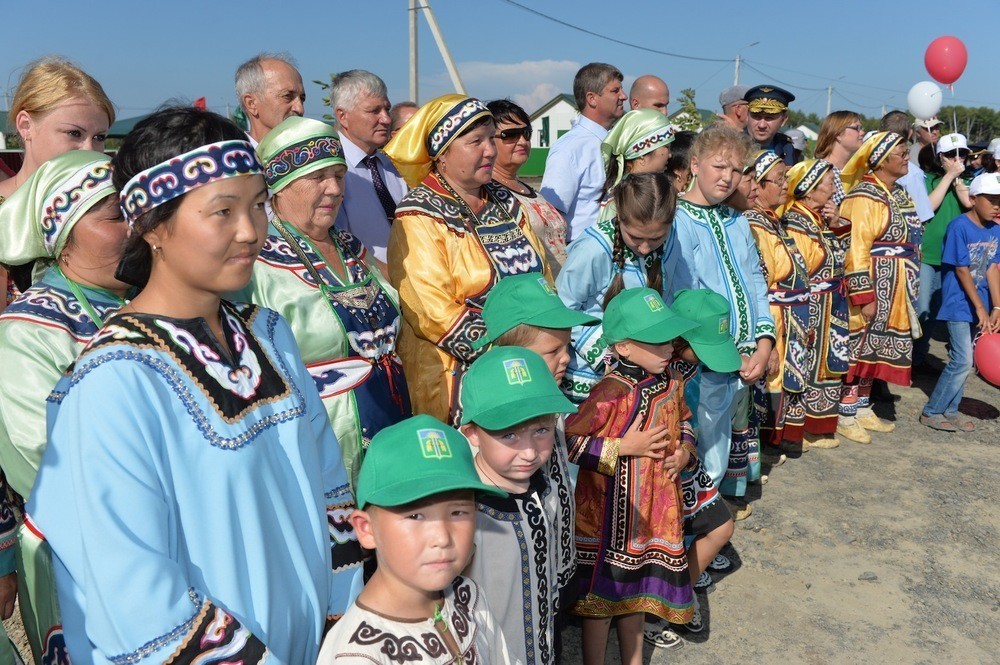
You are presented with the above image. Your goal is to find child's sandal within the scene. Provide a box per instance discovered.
[919,414,957,432]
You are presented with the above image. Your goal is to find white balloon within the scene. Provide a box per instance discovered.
[908,81,943,120]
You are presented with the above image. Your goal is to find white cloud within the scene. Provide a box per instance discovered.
[454,59,581,113]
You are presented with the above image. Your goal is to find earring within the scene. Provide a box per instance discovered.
[151,244,161,254]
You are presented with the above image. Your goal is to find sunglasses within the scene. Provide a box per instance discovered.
[496,126,532,142]
[939,149,970,159]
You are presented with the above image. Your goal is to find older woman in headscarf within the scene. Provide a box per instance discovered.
[836,132,922,442]
[385,94,551,423]
[598,108,674,222]
[0,150,128,662]
[780,158,850,449]
[244,116,410,489]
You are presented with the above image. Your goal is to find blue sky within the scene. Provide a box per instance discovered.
[5,0,997,122]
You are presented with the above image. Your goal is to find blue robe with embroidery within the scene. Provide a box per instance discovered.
[27,302,364,665]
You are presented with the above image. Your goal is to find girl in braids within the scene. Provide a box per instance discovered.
[556,172,673,403]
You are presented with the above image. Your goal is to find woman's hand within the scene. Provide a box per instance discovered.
[767,347,779,375]
[0,572,17,620]
[740,339,773,383]
[820,200,840,226]
[619,419,670,460]
[662,446,691,481]
[944,155,965,179]
[861,301,877,322]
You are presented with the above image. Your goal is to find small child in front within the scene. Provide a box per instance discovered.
[460,346,579,665]
[564,287,701,665]
[318,414,513,664]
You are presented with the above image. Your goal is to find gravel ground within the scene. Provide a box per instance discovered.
[560,336,999,664]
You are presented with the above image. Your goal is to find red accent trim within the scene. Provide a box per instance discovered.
[850,291,875,306]
[23,514,46,541]
[847,361,910,387]
[804,414,838,435]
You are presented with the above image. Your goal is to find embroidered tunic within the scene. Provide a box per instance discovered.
[565,360,697,624]
[242,223,410,489]
[556,217,663,403]
[388,172,551,423]
[747,207,811,444]
[840,175,921,385]
[318,577,513,664]
[506,185,568,277]
[467,453,573,665]
[27,303,365,664]
[783,202,851,434]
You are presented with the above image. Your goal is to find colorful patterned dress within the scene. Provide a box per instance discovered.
[0,266,125,663]
[556,217,663,403]
[241,223,410,490]
[27,303,365,664]
[506,183,569,277]
[388,172,551,423]
[746,206,811,445]
[782,202,851,435]
[565,359,697,624]
[663,201,775,497]
[840,175,922,385]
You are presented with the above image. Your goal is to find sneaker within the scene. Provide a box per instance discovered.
[707,554,732,572]
[857,413,895,432]
[686,596,705,633]
[694,571,713,589]
[643,622,684,650]
[836,420,872,444]
[803,433,840,449]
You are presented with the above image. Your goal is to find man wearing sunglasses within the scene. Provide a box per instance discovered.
[911,117,944,162]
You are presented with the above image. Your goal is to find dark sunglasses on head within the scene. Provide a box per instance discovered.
[497,127,532,142]
[939,149,970,159]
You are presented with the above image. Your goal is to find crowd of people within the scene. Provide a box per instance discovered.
[0,53,997,665]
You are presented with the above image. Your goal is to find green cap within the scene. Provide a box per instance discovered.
[472,274,599,350]
[602,288,698,345]
[671,289,743,373]
[356,414,505,509]
[460,346,577,429]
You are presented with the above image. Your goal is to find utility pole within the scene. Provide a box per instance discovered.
[826,85,833,116]
[408,1,466,102]
[733,55,741,86]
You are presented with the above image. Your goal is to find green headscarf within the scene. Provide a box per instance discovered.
[257,116,346,194]
[601,109,674,189]
[0,150,114,266]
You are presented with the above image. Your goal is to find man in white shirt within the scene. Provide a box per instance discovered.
[331,70,408,266]
[540,62,626,242]
[235,53,306,147]
[629,75,669,114]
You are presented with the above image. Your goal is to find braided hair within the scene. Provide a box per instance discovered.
[601,172,674,309]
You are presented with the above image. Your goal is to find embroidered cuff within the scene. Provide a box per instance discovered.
[596,437,621,476]
[438,309,488,363]
[164,598,269,664]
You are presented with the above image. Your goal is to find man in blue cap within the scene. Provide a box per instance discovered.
[745,84,800,165]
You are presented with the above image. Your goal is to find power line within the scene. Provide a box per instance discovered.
[832,89,883,111]
[497,0,732,63]
[741,62,827,92]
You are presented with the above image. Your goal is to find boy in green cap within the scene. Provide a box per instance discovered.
[459,346,578,665]
[564,287,733,655]
[318,415,514,664]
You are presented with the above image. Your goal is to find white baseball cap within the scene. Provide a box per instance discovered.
[969,173,1000,196]
[988,138,1000,153]
[936,133,969,154]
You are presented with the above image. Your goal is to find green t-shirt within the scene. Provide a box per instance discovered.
[921,173,964,266]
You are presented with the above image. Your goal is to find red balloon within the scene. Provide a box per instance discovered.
[925,36,968,85]
[974,333,1000,387]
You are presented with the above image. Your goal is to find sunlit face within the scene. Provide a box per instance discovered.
[631,144,672,175]
[971,192,1000,222]
[878,144,910,180]
[592,78,627,123]
[727,171,760,211]
[802,170,835,210]
[620,217,671,257]
[248,60,305,134]
[61,194,129,291]
[145,175,268,296]
[838,118,865,153]
[353,492,477,601]
[691,150,743,204]
[616,338,675,375]
[492,119,532,173]
[466,415,555,489]
[337,91,392,153]
[19,97,110,163]
[273,164,347,233]
[522,327,571,382]
[631,82,670,114]
[757,161,788,211]
[916,124,941,145]
[749,111,786,144]
[436,121,497,191]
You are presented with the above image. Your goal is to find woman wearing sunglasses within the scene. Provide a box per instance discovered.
[486,99,568,275]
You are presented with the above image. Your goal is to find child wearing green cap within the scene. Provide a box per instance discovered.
[565,288,734,661]
[318,415,514,664]
[459,346,578,665]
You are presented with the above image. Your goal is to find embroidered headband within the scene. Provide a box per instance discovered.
[601,109,674,190]
[119,140,262,228]
[257,116,345,194]
[868,132,904,170]
[748,150,781,183]
[791,159,833,199]
[427,98,492,158]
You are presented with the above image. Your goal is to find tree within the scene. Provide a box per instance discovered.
[313,76,336,123]
[674,88,703,132]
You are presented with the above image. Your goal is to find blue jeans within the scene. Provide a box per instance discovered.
[913,262,942,365]
[923,321,973,416]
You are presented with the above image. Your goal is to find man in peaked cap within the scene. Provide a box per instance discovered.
[745,84,799,165]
